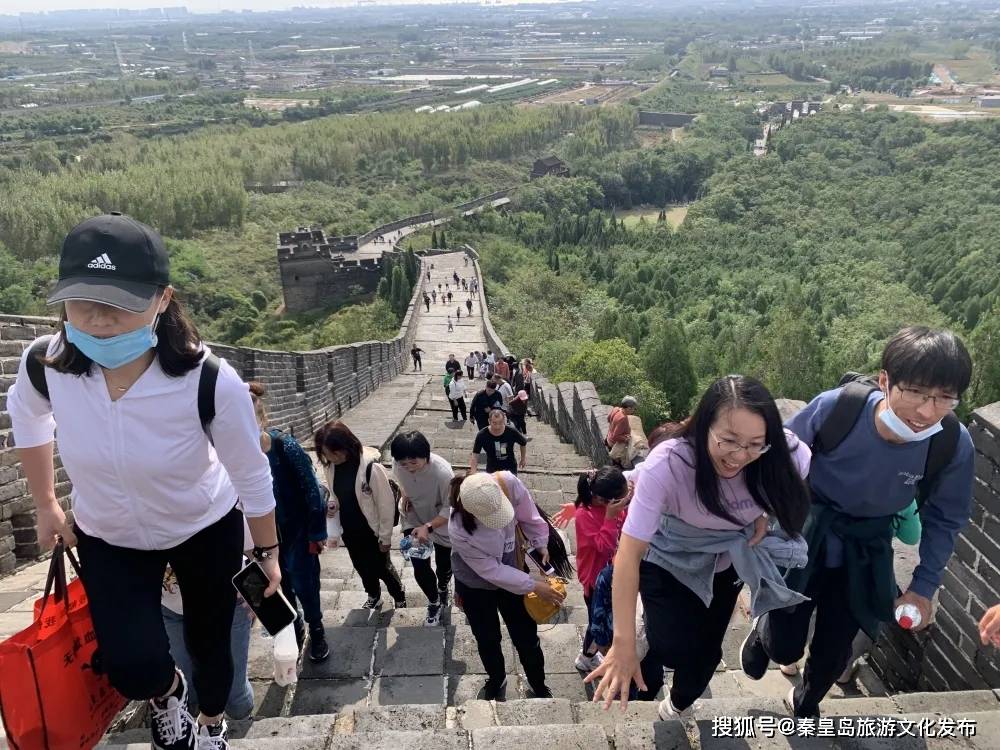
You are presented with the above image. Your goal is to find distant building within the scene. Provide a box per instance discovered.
[978,96,1000,109]
[530,156,569,180]
[709,66,730,78]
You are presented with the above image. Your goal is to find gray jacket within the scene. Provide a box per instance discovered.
[645,515,810,618]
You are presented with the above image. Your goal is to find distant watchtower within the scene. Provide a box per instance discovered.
[277,227,387,314]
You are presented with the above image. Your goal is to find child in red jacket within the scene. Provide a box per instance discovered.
[574,466,630,672]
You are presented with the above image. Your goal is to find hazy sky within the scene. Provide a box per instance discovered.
[1,0,493,13]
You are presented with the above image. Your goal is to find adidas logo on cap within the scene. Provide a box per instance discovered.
[86,253,116,271]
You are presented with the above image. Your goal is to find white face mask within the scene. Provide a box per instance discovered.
[878,381,943,443]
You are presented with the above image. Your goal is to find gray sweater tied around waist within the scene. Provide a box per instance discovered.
[645,514,810,619]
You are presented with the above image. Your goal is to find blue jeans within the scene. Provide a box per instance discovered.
[162,603,255,719]
[279,529,323,627]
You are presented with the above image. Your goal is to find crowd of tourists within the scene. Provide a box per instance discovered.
[6,213,1000,750]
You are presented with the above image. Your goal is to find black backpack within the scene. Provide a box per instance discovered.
[812,372,960,511]
[26,334,221,439]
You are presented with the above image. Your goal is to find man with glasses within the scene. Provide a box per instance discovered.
[740,326,975,719]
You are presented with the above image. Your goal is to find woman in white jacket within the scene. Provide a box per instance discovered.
[315,420,406,610]
[448,369,469,422]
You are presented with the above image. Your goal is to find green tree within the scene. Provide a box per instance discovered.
[970,304,1000,408]
[431,229,439,249]
[553,338,670,429]
[641,317,698,419]
[439,229,447,249]
[758,305,824,401]
[390,265,409,316]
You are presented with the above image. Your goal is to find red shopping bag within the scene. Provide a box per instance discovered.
[0,542,126,750]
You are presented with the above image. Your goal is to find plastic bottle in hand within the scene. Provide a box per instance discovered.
[273,623,299,686]
[895,603,922,630]
[326,513,342,549]
[400,533,433,561]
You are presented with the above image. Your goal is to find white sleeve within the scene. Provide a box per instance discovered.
[209,358,276,517]
[8,339,57,448]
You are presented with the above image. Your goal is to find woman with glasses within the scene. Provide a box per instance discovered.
[586,375,811,719]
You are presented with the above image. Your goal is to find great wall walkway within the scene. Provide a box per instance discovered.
[1,252,999,749]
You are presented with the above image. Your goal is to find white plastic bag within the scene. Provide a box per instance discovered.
[326,513,342,549]
[272,624,299,686]
[635,596,649,661]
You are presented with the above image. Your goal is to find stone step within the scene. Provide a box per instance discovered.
[102,699,1000,749]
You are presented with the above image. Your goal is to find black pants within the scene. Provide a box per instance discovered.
[467,366,475,379]
[510,413,527,435]
[450,397,467,421]
[75,507,243,716]
[413,356,422,371]
[279,527,322,627]
[456,579,546,691]
[637,560,742,710]
[342,526,405,602]
[403,533,452,602]
[756,565,860,716]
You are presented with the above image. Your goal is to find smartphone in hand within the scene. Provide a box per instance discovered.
[232,561,296,636]
[527,547,557,576]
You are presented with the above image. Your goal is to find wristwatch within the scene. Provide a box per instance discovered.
[425,523,434,536]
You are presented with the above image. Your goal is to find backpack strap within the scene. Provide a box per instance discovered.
[813,381,879,454]
[26,335,54,402]
[198,353,220,439]
[916,412,961,511]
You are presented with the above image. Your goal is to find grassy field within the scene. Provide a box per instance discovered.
[620,205,689,229]
[914,49,998,84]
[741,73,800,86]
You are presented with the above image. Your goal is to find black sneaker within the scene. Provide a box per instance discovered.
[477,677,508,702]
[394,597,408,609]
[195,718,229,750]
[309,625,330,662]
[527,684,553,699]
[150,670,196,750]
[362,596,383,610]
[740,616,770,681]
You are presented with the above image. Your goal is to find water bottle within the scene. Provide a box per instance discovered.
[400,533,433,561]
[326,513,342,548]
[272,624,299,686]
[895,603,922,630]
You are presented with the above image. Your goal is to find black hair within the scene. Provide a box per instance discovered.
[314,420,363,466]
[575,466,628,508]
[881,326,972,396]
[390,431,432,462]
[45,290,202,377]
[675,375,810,536]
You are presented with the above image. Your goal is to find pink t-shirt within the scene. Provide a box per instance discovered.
[623,431,811,566]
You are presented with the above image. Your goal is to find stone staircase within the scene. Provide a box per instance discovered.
[50,252,1000,747]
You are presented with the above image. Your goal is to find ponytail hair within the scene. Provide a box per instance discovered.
[575,466,627,508]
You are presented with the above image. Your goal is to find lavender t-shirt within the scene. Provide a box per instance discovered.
[623,431,811,568]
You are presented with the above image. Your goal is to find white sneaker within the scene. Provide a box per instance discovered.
[574,650,603,672]
[657,695,693,721]
[150,671,196,750]
[779,663,800,676]
[195,719,229,750]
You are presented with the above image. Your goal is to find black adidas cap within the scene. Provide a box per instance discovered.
[47,213,170,313]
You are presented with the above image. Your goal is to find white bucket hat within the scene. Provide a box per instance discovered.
[459,473,514,529]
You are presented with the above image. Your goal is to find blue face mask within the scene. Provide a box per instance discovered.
[878,381,943,443]
[64,317,159,370]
